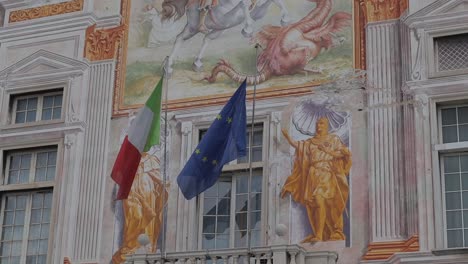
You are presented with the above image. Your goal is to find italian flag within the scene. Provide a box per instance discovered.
[111,77,163,200]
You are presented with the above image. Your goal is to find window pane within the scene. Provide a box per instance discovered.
[216,234,229,248]
[462,155,468,172]
[446,192,462,210]
[19,170,29,183]
[46,169,55,181]
[1,242,11,255]
[445,174,460,191]
[55,95,62,107]
[252,175,262,193]
[216,216,230,234]
[218,181,231,198]
[17,99,27,111]
[252,147,262,162]
[48,152,57,166]
[253,131,262,146]
[27,98,37,110]
[43,96,53,108]
[16,196,27,210]
[235,212,247,231]
[38,239,47,253]
[203,198,217,215]
[235,230,247,247]
[15,112,26,123]
[52,107,61,119]
[202,234,215,249]
[445,156,460,173]
[203,216,216,233]
[29,225,40,240]
[41,109,52,120]
[12,227,23,240]
[4,212,14,225]
[447,229,463,248]
[11,241,21,255]
[20,154,31,170]
[8,171,19,184]
[251,193,262,211]
[14,211,25,225]
[459,125,468,142]
[30,210,41,224]
[236,194,247,212]
[236,177,248,194]
[2,227,13,240]
[217,198,230,215]
[32,195,43,209]
[41,210,50,223]
[40,225,49,239]
[443,126,458,143]
[251,230,261,247]
[442,108,457,125]
[35,168,46,182]
[204,183,217,197]
[26,110,36,122]
[44,194,52,209]
[10,156,21,170]
[36,153,47,168]
[27,240,38,254]
[251,211,262,229]
[458,107,468,124]
[446,211,463,228]
[6,197,16,211]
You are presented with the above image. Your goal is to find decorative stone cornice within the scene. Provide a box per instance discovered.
[8,0,84,23]
[84,24,125,61]
[362,235,419,261]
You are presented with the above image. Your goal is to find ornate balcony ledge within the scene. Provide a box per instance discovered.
[124,245,338,264]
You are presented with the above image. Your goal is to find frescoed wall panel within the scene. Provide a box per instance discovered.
[115,0,355,112]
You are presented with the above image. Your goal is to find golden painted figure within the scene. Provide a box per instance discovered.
[112,153,169,263]
[281,117,351,242]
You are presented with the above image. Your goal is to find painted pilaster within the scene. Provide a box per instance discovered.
[73,60,115,262]
[175,121,196,251]
[367,20,406,242]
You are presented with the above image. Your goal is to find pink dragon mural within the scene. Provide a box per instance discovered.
[205,0,352,84]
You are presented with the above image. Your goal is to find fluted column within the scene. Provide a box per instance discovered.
[367,20,406,242]
[73,60,115,261]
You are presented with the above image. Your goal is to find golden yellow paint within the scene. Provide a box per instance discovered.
[281,117,351,242]
[112,153,168,263]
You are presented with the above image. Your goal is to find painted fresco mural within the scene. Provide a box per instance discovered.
[282,97,351,245]
[121,0,353,106]
[112,117,169,264]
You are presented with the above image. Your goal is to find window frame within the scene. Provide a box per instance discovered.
[11,90,64,126]
[434,100,468,249]
[427,27,468,79]
[0,144,61,263]
[194,118,269,250]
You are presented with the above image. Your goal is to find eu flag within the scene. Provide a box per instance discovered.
[177,80,247,200]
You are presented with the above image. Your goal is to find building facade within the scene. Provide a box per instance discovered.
[0,0,467,263]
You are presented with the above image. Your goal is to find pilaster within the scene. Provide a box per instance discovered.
[367,20,405,243]
[73,59,115,261]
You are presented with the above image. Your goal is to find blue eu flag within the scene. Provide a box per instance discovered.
[177,80,247,200]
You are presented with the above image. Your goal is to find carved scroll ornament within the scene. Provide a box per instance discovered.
[9,0,84,23]
[365,0,409,22]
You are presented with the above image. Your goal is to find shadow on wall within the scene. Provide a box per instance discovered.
[0,6,4,27]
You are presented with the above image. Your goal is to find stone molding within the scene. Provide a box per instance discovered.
[362,235,419,261]
[8,0,84,23]
[84,24,125,61]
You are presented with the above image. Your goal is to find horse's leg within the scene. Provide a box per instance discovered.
[193,30,224,72]
[241,0,254,38]
[167,25,197,75]
[271,0,292,26]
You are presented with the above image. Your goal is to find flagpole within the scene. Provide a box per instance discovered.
[247,44,260,255]
[161,56,169,262]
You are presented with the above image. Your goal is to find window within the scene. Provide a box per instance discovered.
[438,104,468,248]
[198,124,265,249]
[435,33,468,73]
[0,147,57,263]
[12,91,63,124]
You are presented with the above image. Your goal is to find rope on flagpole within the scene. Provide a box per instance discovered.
[247,43,261,256]
[161,56,170,263]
